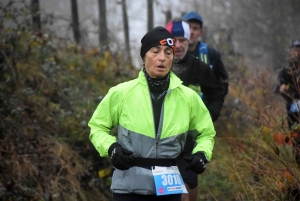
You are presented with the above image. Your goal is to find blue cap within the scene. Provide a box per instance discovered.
[182,12,203,23]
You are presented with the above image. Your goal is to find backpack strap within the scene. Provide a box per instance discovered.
[198,42,211,68]
[197,43,211,99]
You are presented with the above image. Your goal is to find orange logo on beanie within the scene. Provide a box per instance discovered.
[140,27,176,58]
[159,38,175,51]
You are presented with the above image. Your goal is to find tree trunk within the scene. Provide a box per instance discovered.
[31,0,41,31]
[98,0,108,50]
[147,0,154,31]
[165,10,172,24]
[70,0,80,44]
[121,0,132,64]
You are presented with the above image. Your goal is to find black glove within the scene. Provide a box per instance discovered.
[108,143,133,170]
[184,151,208,174]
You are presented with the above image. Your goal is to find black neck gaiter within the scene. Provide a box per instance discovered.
[143,67,170,92]
[143,67,170,135]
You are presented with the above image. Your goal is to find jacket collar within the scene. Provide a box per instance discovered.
[138,69,182,90]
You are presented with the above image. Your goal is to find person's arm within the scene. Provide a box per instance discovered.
[196,59,225,122]
[279,84,287,93]
[209,48,228,81]
[88,87,120,157]
[182,90,216,174]
[277,67,293,101]
[209,48,229,95]
[189,93,216,161]
[274,68,285,94]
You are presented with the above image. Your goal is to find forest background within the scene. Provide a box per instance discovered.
[1,0,300,200]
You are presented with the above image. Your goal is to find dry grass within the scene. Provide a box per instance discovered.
[198,64,300,200]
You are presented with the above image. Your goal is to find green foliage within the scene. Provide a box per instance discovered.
[0,3,137,200]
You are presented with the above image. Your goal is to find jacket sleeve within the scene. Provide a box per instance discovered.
[189,93,216,160]
[88,87,120,157]
[278,67,288,85]
[196,59,225,122]
[274,68,285,94]
[276,67,293,103]
[209,47,229,96]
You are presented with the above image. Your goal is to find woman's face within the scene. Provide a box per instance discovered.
[144,45,174,78]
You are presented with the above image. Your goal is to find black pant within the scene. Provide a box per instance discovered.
[112,193,181,201]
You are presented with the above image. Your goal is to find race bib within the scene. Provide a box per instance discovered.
[152,166,188,196]
[290,100,300,113]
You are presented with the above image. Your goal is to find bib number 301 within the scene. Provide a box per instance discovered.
[152,166,188,196]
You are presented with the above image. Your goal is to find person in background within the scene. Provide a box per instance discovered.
[88,26,216,201]
[166,20,225,201]
[276,39,300,168]
[182,11,229,97]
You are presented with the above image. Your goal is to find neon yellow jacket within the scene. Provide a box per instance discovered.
[88,70,215,194]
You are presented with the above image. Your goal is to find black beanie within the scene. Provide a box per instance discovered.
[140,26,175,59]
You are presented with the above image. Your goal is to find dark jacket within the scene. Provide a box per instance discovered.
[172,53,225,122]
[189,41,229,96]
[276,59,300,107]
[172,53,224,154]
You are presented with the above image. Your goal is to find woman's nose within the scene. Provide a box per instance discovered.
[158,51,166,61]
